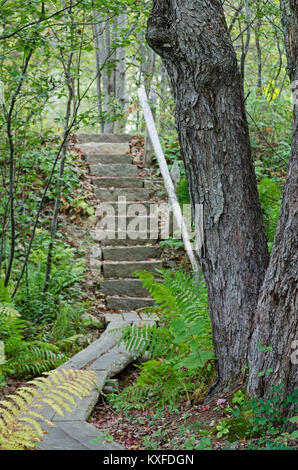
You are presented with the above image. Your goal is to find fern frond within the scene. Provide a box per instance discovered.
[3,348,65,378]
[0,368,97,450]
[113,269,214,408]
[0,303,21,318]
[119,323,175,359]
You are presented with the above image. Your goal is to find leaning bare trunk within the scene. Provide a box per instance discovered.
[147,0,269,394]
[247,0,298,405]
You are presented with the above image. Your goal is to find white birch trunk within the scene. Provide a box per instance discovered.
[115,13,127,131]
[93,10,104,132]
[103,19,115,133]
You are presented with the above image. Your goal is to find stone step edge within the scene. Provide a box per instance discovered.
[76,133,132,143]
[103,260,163,265]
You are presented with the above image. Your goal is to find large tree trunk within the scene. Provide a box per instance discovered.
[247,0,298,403]
[146,0,269,394]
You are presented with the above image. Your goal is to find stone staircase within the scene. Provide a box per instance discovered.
[76,133,165,313]
[37,133,165,450]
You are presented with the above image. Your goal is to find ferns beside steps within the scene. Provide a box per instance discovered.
[0,304,66,379]
[3,347,65,378]
[110,269,215,408]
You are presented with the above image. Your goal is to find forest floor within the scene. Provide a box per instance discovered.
[89,365,298,451]
[89,365,247,451]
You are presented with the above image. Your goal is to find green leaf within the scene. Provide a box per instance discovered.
[170,319,185,333]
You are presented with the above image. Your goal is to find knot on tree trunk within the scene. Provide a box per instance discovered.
[146,3,176,59]
[147,0,239,88]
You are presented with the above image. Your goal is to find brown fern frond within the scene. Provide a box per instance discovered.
[0,368,97,450]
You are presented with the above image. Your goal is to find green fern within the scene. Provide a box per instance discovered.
[135,269,210,327]
[55,334,85,351]
[119,323,177,359]
[0,303,21,318]
[3,347,65,378]
[114,269,214,408]
[0,303,66,379]
[0,280,13,303]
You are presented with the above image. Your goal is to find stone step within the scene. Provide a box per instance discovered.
[92,177,144,188]
[38,421,123,450]
[96,216,159,233]
[103,260,163,278]
[95,233,159,246]
[102,245,162,261]
[91,342,138,378]
[94,188,152,202]
[104,312,157,325]
[100,279,149,297]
[76,133,132,143]
[144,178,164,190]
[58,322,129,370]
[106,296,155,311]
[90,163,138,178]
[77,142,130,155]
[51,371,107,422]
[85,154,132,164]
[95,201,162,215]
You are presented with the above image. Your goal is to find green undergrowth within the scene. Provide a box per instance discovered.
[103,268,297,451]
[0,132,98,387]
[0,237,95,384]
[107,269,214,411]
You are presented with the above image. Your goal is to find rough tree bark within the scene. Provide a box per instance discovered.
[247,0,298,402]
[146,0,269,394]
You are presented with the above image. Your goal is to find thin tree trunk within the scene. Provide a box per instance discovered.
[43,99,72,292]
[4,47,34,286]
[228,0,244,35]
[44,12,75,291]
[105,19,115,133]
[159,59,168,132]
[0,202,8,277]
[95,12,114,134]
[147,0,269,395]
[255,17,263,94]
[240,2,252,82]
[144,87,157,166]
[247,0,298,405]
[93,10,104,132]
[115,12,127,131]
